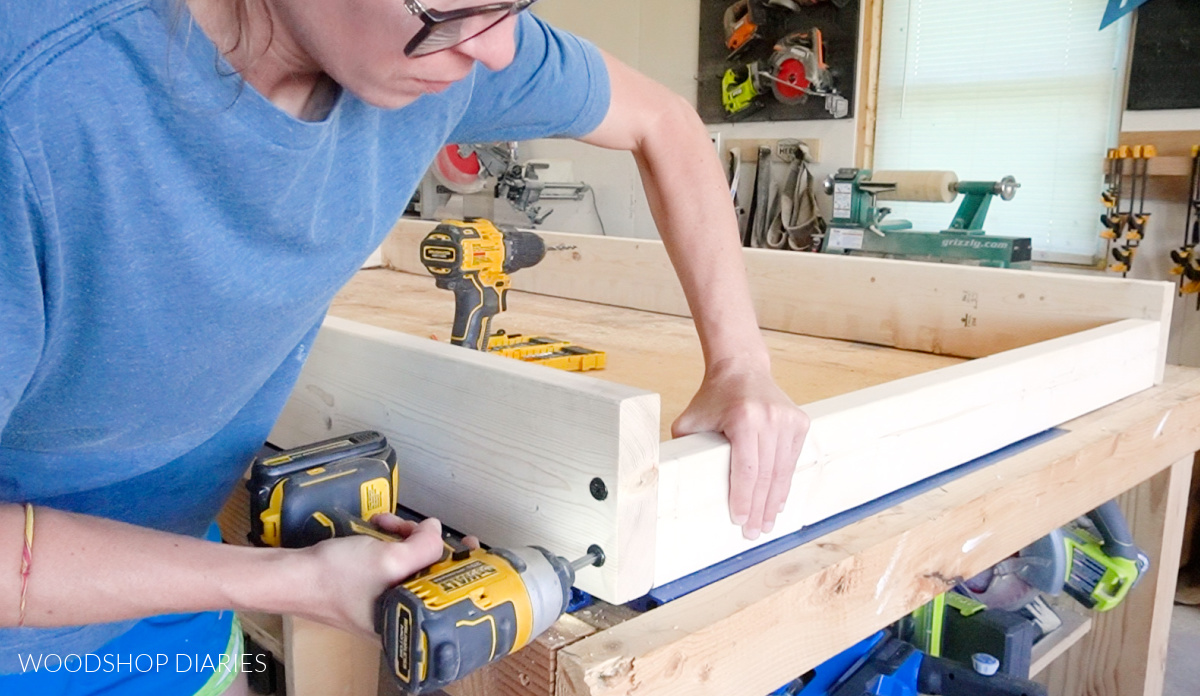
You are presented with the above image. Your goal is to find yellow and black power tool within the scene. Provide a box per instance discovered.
[247,432,602,695]
[419,219,545,351]
[248,431,398,548]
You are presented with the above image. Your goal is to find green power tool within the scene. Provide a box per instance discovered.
[722,62,764,118]
[959,500,1149,613]
[1058,501,1149,611]
[820,168,1032,268]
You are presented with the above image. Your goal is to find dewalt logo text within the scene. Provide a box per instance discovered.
[430,561,497,592]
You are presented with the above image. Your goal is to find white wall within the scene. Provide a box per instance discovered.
[524,2,1200,369]
[1116,109,1200,367]
[525,0,860,239]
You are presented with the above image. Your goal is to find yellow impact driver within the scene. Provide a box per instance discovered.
[247,432,603,695]
[419,219,546,351]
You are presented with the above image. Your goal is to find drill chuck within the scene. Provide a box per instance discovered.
[502,228,546,273]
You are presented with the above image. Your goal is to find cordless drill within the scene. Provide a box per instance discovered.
[419,219,546,350]
[247,432,601,694]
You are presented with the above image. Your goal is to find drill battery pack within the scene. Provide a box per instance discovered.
[247,432,398,548]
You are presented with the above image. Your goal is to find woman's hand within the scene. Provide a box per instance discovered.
[291,515,445,641]
[672,358,810,540]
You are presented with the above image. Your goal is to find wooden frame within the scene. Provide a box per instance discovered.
[269,219,1173,604]
[229,369,1200,696]
[854,0,883,168]
[552,369,1200,696]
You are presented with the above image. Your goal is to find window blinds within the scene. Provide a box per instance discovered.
[872,0,1129,263]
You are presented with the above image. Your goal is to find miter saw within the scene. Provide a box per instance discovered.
[819,168,1032,268]
[415,142,592,226]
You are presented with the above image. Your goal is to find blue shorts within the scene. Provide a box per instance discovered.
[0,526,245,695]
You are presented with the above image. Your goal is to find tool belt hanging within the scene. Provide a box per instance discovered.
[761,146,826,251]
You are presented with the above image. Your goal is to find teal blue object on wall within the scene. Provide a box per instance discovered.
[1101,0,1153,29]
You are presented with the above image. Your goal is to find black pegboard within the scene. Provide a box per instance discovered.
[1127,0,1200,111]
[697,0,859,124]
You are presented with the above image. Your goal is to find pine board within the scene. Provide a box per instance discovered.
[329,269,964,440]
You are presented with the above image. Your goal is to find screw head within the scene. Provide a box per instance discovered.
[586,544,606,568]
[589,477,608,501]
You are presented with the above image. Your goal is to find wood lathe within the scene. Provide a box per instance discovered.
[820,168,1032,268]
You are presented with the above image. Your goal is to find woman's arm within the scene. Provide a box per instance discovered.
[579,51,811,540]
[0,504,444,641]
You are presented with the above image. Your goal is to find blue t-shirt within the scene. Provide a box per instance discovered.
[0,0,610,676]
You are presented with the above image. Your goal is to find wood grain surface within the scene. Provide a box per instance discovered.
[330,268,963,439]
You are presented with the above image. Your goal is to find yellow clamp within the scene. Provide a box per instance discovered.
[1170,248,1193,276]
[1109,246,1136,274]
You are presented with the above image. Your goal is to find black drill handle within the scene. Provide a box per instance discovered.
[442,276,503,351]
[919,654,1047,696]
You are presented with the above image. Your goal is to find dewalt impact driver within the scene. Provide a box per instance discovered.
[419,219,545,350]
[247,432,601,694]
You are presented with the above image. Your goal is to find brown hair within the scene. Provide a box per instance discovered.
[168,0,275,79]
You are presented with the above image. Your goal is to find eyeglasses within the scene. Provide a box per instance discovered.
[403,0,540,57]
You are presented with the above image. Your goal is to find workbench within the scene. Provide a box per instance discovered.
[449,370,1198,696]
[221,220,1198,696]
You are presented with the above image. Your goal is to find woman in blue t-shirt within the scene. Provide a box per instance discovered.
[0,0,809,693]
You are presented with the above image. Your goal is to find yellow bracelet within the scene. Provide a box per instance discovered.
[18,503,34,627]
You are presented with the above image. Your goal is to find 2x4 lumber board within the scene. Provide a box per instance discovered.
[239,612,285,662]
[382,219,1173,371]
[285,616,381,696]
[854,0,883,169]
[1038,458,1193,696]
[555,366,1200,696]
[1184,453,1200,571]
[438,615,597,696]
[653,319,1163,586]
[269,315,660,602]
[329,269,964,439]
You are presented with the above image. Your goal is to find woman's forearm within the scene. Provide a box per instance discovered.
[0,503,445,638]
[0,504,313,628]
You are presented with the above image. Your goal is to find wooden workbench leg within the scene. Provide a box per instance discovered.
[1040,456,1194,696]
[1178,454,1200,604]
[284,616,381,696]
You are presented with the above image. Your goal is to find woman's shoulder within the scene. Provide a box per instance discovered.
[0,0,153,98]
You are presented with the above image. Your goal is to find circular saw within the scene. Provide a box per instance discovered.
[763,28,834,104]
